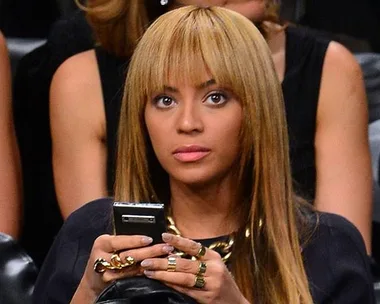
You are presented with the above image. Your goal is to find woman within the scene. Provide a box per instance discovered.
[50,0,372,254]
[0,31,22,239]
[34,6,373,303]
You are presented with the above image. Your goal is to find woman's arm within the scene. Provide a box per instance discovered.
[50,50,108,219]
[314,41,373,253]
[0,32,22,239]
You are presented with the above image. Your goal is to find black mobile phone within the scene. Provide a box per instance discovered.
[113,201,166,245]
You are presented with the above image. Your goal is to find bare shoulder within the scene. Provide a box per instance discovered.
[318,41,366,116]
[323,41,363,79]
[0,31,5,49]
[50,49,105,137]
[0,32,9,65]
[51,49,99,95]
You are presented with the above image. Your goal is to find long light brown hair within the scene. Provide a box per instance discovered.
[115,6,313,304]
[74,0,282,57]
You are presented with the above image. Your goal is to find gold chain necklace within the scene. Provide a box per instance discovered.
[166,215,242,264]
[166,214,263,264]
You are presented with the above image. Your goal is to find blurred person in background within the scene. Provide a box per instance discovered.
[0,31,22,239]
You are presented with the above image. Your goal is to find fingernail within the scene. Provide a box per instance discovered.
[162,245,174,253]
[140,260,152,267]
[162,233,173,242]
[141,237,153,245]
[144,270,154,277]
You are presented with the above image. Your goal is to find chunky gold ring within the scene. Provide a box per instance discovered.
[110,253,135,269]
[93,258,111,273]
[193,275,206,289]
[194,245,206,259]
[167,256,177,272]
[197,261,207,276]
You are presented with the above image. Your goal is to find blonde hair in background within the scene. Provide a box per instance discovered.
[74,0,152,57]
[74,0,282,57]
[115,6,313,304]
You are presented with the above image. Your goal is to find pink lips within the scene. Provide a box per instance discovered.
[172,145,211,162]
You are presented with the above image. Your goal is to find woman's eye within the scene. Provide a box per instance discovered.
[205,92,228,106]
[154,96,175,108]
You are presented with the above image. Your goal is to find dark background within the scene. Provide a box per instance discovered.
[0,0,379,52]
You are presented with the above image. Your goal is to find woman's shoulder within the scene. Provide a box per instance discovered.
[66,196,114,223]
[49,48,104,124]
[322,40,363,81]
[51,49,100,103]
[0,31,5,49]
[285,25,360,74]
[305,211,367,257]
[0,31,8,60]
[51,46,125,99]
[54,49,97,80]
[32,197,114,303]
[61,197,114,240]
[302,211,375,302]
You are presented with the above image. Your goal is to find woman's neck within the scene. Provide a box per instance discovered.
[168,177,241,239]
[265,23,286,83]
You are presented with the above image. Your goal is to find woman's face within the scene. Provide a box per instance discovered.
[170,0,266,22]
[145,73,243,187]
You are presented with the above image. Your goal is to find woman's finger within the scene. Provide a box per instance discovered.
[93,234,156,252]
[100,260,143,283]
[144,269,206,290]
[141,256,207,276]
[90,243,174,275]
[89,235,174,283]
[117,243,174,263]
[161,233,219,260]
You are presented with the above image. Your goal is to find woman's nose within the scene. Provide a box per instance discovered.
[176,102,204,134]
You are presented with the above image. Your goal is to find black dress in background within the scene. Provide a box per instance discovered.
[13,9,94,268]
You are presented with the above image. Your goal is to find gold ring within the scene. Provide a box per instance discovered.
[93,258,111,273]
[110,253,135,269]
[167,256,177,272]
[194,245,206,259]
[193,275,205,289]
[93,254,136,273]
[197,261,207,276]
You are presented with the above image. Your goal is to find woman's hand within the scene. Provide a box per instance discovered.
[141,233,249,304]
[71,234,173,303]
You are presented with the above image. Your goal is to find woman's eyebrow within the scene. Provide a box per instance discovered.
[163,85,178,93]
[197,79,216,89]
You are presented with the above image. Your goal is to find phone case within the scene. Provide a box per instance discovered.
[113,202,166,245]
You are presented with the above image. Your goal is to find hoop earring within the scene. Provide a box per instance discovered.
[160,0,168,5]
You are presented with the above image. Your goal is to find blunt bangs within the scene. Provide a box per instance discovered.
[130,6,267,103]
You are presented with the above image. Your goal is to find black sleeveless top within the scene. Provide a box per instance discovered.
[282,26,330,199]
[95,26,330,201]
[95,47,128,192]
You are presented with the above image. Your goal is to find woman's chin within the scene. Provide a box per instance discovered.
[170,172,214,188]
